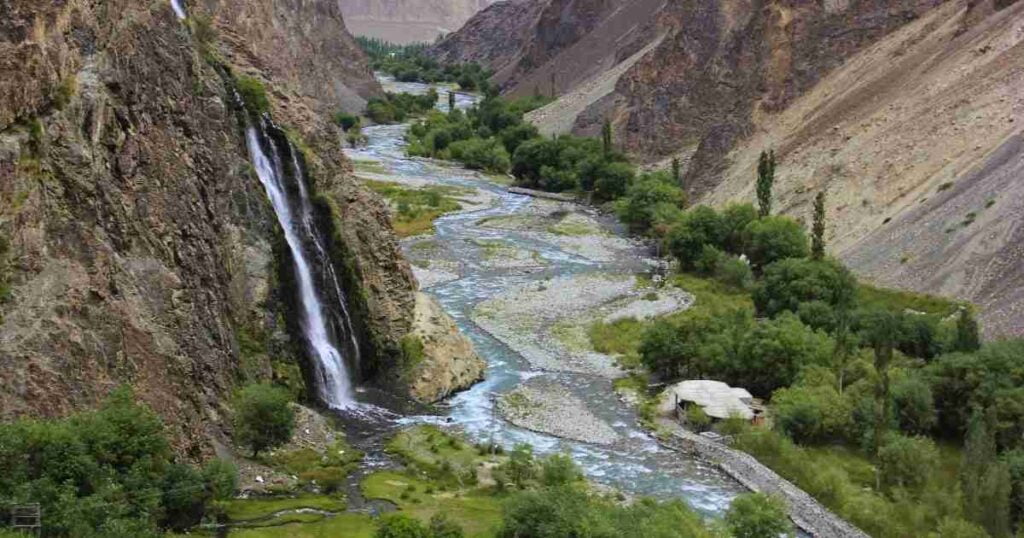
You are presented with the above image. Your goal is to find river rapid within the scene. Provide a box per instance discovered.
[343,78,743,516]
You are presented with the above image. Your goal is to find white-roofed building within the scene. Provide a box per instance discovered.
[658,380,762,422]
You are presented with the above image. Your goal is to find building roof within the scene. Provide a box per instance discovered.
[660,380,754,420]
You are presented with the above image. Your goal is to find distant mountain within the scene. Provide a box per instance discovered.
[337,0,498,44]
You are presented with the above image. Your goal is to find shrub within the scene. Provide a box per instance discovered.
[334,111,359,131]
[665,206,724,271]
[429,513,465,538]
[753,257,857,317]
[742,215,809,269]
[236,76,270,115]
[686,405,711,432]
[771,383,852,444]
[233,384,294,457]
[375,513,431,538]
[877,434,939,493]
[541,454,580,487]
[725,493,793,538]
[448,137,510,173]
[891,374,936,435]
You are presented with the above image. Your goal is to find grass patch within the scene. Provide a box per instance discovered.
[351,158,388,175]
[386,425,500,483]
[228,512,376,537]
[481,172,514,186]
[546,215,602,237]
[222,495,347,522]
[362,471,504,538]
[588,317,644,362]
[669,273,753,317]
[856,283,959,316]
[551,321,591,353]
[363,179,466,237]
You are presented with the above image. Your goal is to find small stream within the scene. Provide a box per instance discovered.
[342,78,743,517]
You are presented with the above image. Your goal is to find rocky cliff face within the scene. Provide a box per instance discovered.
[0,0,428,452]
[338,0,497,44]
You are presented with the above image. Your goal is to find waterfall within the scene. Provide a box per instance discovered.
[170,0,186,20]
[245,125,355,408]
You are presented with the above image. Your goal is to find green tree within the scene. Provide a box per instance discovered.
[448,91,456,113]
[540,454,580,487]
[429,513,465,538]
[742,216,809,269]
[665,206,724,270]
[376,514,431,538]
[756,150,776,218]
[877,433,939,492]
[753,257,857,318]
[962,409,1013,537]
[891,374,937,435]
[954,307,981,353]
[506,443,536,488]
[233,384,294,457]
[720,203,758,254]
[725,493,793,538]
[771,383,852,444]
[616,172,685,234]
[731,312,832,397]
[672,157,681,187]
[812,190,826,260]
[1000,448,1024,529]
[602,120,613,156]
[861,309,900,456]
[831,308,856,393]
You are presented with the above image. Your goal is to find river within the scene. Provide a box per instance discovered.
[343,78,743,516]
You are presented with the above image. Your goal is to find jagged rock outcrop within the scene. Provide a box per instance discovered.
[429,0,664,98]
[0,0,426,452]
[407,293,485,403]
[338,0,497,44]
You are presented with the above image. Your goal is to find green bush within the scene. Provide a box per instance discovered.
[665,206,725,271]
[236,76,270,115]
[753,257,857,318]
[686,405,711,432]
[771,383,852,444]
[334,111,360,131]
[233,383,294,457]
[447,137,510,173]
[724,493,793,538]
[877,434,939,493]
[0,387,236,535]
[540,454,581,487]
[742,215,809,269]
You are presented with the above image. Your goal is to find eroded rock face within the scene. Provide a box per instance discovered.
[0,0,416,452]
[406,293,484,403]
[338,0,497,44]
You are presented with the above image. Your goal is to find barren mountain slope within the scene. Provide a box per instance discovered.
[699,0,1024,336]
[338,0,496,44]
[429,0,667,113]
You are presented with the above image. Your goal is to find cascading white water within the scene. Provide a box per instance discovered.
[170,0,186,20]
[245,126,355,408]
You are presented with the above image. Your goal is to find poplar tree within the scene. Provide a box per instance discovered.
[962,409,1013,537]
[864,309,899,456]
[756,150,776,218]
[672,157,681,187]
[602,120,613,156]
[954,307,981,352]
[448,91,456,113]
[812,190,827,260]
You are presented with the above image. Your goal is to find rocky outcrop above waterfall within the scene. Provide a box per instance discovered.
[406,293,485,403]
[0,0,418,452]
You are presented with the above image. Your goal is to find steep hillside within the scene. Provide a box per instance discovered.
[434,0,1024,336]
[338,0,497,44]
[0,0,468,452]
[697,0,1024,337]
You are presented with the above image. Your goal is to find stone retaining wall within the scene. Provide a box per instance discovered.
[656,419,869,538]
